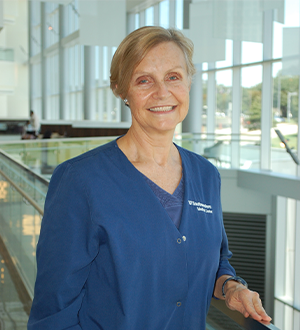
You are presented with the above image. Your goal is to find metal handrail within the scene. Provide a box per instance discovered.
[0,133,262,146]
[0,135,119,145]
[0,148,49,186]
[0,136,263,154]
[0,168,44,215]
[210,299,280,330]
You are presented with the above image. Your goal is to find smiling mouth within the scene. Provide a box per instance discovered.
[148,106,176,112]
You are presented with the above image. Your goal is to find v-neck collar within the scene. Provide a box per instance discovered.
[108,138,190,234]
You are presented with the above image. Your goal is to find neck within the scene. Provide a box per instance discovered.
[118,125,177,166]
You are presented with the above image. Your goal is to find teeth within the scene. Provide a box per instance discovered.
[149,106,174,112]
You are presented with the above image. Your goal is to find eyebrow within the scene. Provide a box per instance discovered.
[132,66,185,77]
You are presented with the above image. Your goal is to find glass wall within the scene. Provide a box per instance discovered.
[241,66,263,132]
[271,62,299,175]
[94,46,119,121]
[64,44,84,120]
[215,70,232,132]
[30,61,42,120]
[30,1,41,57]
[0,151,48,296]
[29,0,299,175]
[45,2,59,48]
[159,0,169,28]
[26,2,300,329]
[63,0,79,37]
[270,0,299,175]
[46,51,59,120]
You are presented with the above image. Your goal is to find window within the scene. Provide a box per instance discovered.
[45,2,59,48]
[46,52,59,119]
[159,0,169,28]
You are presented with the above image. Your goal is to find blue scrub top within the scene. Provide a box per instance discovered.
[142,172,184,228]
[28,139,235,330]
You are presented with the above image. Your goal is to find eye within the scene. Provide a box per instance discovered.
[139,79,148,84]
[168,74,180,81]
[137,77,150,84]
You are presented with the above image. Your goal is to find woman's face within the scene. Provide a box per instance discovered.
[125,42,191,135]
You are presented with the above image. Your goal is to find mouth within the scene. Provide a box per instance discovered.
[148,106,176,112]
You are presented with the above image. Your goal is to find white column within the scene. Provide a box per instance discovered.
[294,312,300,330]
[59,4,66,119]
[182,66,202,152]
[107,89,113,121]
[98,46,104,121]
[83,45,95,120]
[127,12,135,34]
[231,40,241,168]
[275,196,287,299]
[153,4,159,26]
[274,300,284,330]
[190,68,203,154]
[207,62,216,136]
[41,2,47,120]
[285,199,296,330]
[139,10,145,27]
[98,89,104,121]
[184,67,202,133]
[169,0,176,28]
[115,97,121,122]
[183,0,191,29]
[294,201,300,311]
[123,12,135,122]
[285,199,296,298]
[106,47,114,121]
[261,10,273,170]
[0,0,3,31]
[297,76,300,176]
[264,197,277,318]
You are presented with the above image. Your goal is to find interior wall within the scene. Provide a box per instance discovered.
[219,169,272,215]
[0,0,29,119]
[219,169,275,317]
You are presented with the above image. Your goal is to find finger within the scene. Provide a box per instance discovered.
[243,311,250,318]
[252,294,272,321]
[245,302,263,320]
[246,295,272,322]
[226,288,272,322]
[227,290,262,320]
[254,305,272,322]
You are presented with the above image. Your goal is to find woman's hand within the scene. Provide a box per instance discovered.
[214,275,272,323]
[224,281,272,323]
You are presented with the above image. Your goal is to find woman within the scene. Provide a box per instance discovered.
[28,26,271,330]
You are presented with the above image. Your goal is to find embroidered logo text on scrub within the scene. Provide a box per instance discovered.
[188,200,213,214]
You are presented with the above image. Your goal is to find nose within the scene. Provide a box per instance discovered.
[153,81,171,100]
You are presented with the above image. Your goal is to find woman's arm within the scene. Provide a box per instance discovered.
[28,162,101,330]
[213,174,271,323]
[214,275,271,323]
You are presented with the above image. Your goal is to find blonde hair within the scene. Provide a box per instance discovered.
[110,26,196,99]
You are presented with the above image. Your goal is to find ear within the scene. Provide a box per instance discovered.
[123,98,130,107]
